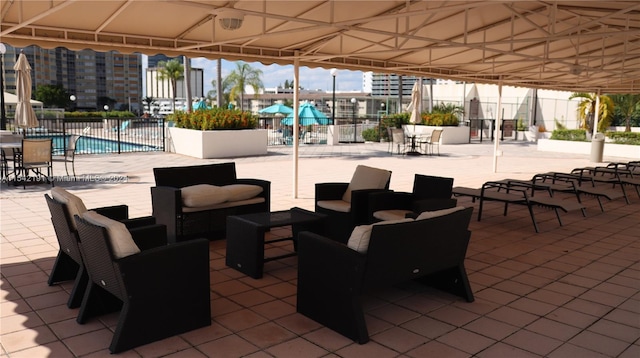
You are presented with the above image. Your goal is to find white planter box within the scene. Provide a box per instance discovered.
[402,125,470,144]
[167,127,268,159]
[537,139,640,160]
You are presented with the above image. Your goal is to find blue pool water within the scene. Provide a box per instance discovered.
[41,135,160,154]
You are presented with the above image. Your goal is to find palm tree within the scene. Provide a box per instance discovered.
[157,59,184,113]
[568,92,614,134]
[226,62,264,110]
[142,96,156,113]
[609,94,640,132]
[207,76,233,108]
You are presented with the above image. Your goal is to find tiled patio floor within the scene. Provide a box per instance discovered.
[1,141,638,357]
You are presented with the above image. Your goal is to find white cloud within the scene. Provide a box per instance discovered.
[190,58,363,94]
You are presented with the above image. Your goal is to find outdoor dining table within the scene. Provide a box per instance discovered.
[1,141,22,181]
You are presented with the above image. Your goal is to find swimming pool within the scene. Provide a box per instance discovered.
[39,135,162,155]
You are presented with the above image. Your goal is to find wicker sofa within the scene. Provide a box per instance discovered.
[151,162,270,242]
[297,206,475,344]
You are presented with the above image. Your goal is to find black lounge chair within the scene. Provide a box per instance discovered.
[453,181,585,233]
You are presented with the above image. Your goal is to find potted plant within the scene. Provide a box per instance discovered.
[166,108,267,159]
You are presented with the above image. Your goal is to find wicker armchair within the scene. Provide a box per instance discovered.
[369,174,457,221]
[315,165,392,243]
[74,214,211,353]
[45,188,155,309]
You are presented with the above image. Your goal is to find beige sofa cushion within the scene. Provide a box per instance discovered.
[51,187,88,230]
[416,206,466,220]
[222,184,264,201]
[82,211,141,259]
[347,218,414,253]
[181,184,229,207]
[342,165,391,203]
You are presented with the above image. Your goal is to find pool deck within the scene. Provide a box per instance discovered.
[1,141,639,357]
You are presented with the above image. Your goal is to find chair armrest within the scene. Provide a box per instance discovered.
[369,191,413,211]
[150,186,181,242]
[236,178,271,210]
[129,224,168,250]
[297,231,366,291]
[116,238,210,297]
[350,188,392,224]
[315,182,349,201]
[121,216,156,229]
[93,205,129,221]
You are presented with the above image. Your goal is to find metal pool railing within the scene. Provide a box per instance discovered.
[23,118,166,154]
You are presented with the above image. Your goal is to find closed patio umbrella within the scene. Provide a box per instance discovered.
[14,52,39,131]
[406,82,422,155]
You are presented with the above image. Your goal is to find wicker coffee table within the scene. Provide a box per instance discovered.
[225,207,326,278]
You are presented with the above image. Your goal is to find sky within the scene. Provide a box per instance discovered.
[189,58,364,94]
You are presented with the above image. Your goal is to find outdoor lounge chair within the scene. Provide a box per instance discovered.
[369,174,457,221]
[45,188,156,309]
[452,181,585,233]
[74,213,211,354]
[315,165,392,243]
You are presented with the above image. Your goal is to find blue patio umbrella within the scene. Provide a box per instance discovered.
[192,99,209,110]
[281,102,329,126]
[259,103,293,115]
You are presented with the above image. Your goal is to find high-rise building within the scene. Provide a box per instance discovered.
[147,54,183,68]
[0,44,143,113]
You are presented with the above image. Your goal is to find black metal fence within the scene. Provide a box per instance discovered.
[12,115,387,155]
[21,117,165,154]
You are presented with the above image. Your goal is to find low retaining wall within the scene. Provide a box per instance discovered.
[537,139,639,160]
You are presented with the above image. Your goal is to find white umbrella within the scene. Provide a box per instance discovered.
[14,52,39,130]
[408,81,421,126]
[405,81,422,155]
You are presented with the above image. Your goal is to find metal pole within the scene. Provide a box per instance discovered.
[0,44,6,130]
[331,69,337,125]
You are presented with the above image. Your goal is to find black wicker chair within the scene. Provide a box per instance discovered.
[74,214,211,354]
[297,207,474,344]
[45,189,155,309]
[315,165,392,244]
[368,174,457,221]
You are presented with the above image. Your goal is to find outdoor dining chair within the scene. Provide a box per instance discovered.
[419,129,443,155]
[15,138,53,188]
[53,127,89,177]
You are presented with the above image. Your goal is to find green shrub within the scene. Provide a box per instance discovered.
[550,129,587,141]
[605,131,640,145]
[362,127,380,142]
[169,108,258,130]
[64,110,135,118]
[421,112,459,126]
[379,113,410,141]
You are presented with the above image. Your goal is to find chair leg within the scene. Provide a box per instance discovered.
[48,251,79,286]
[67,267,88,308]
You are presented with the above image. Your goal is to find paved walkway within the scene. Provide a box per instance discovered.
[1,141,638,357]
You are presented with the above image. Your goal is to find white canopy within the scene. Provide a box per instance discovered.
[1,1,639,93]
[3,92,43,106]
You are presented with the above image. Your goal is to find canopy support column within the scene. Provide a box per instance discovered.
[492,77,503,173]
[292,51,300,198]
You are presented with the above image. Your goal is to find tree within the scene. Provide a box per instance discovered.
[142,96,157,113]
[609,94,640,132]
[568,92,614,134]
[157,59,184,113]
[226,62,264,110]
[34,84,69,108]
[207,75,233,108]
